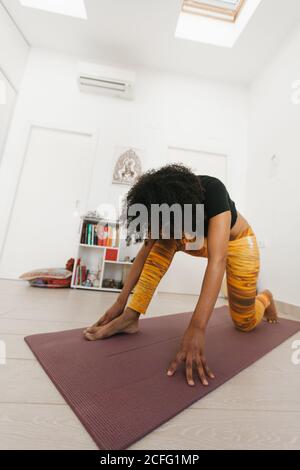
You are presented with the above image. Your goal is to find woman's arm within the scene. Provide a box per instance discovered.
[167,211,231,386]
[116,239,156,310]
[85,239,155,334]
[190,211,231,331]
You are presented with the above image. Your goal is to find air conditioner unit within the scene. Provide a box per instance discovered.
[78,62,136,100]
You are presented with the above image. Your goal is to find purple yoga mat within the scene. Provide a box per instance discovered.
[25,306,300,450]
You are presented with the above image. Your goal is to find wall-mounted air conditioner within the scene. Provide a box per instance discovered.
[78,62,136,100]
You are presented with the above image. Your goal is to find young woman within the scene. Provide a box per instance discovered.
[84,164,278,386]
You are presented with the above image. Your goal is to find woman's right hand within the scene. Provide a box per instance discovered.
[167,324,214,386]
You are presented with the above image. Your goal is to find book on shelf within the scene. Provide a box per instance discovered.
[88,224,92,245]
[74,259,88,286]
[106,226,117,247]
[73,216,137,292]
[80,222,119,247]
[80,222,89,245]
[97,224,104,246]
[103,224,108,246]
[81,221,118,247]
[81,222,95,245]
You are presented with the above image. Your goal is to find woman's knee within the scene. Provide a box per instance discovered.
[229,306,258,332]
[233,320,256,333]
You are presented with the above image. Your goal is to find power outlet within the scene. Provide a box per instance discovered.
[269,154,280,178]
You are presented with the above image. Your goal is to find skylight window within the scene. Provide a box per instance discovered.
[19,0,87,19]
[176,0,262,48]
[182,0,245,23]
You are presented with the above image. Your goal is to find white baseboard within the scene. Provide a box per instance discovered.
[275,300,300,317]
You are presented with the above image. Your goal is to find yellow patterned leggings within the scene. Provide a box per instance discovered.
[128,227,271,332]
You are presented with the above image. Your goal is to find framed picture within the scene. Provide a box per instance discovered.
[112,147,143,185]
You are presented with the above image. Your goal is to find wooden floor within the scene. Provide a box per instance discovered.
[0,279,299,450]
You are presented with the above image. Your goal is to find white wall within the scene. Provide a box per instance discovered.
[0,69,16,166]
[247,24,300,306]
[0,19,298,303]
[0,3,29,91]
[0,2,29,173]
[0,48,248,279]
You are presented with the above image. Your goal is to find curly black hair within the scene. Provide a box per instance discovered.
[122,163,204,240]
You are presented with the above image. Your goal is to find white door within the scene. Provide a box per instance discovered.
[158,146,227,295]
[0,125,95,278]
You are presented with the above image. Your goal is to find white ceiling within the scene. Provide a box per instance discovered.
[3,0,300,84]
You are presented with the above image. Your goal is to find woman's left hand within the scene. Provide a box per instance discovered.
[167,325,215,386]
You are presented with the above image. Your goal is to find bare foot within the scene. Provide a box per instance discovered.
[263,290,279,324]
[84,301,124,335]
[84,307,140,341]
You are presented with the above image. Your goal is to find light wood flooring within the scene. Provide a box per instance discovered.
[0,280,299,450]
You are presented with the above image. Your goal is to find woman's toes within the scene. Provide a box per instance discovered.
[86,326,98,334]
[84,313,139,341]
[85,329,103,341]
[84,332,96,341]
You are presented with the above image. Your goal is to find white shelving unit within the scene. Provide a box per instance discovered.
[71,216,139,292]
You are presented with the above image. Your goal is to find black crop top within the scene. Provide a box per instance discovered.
[198,175,237,237]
